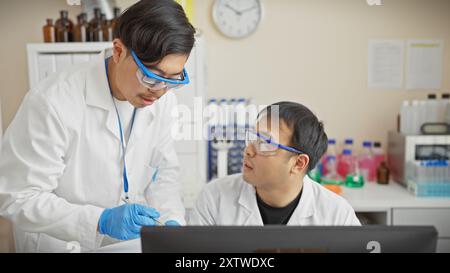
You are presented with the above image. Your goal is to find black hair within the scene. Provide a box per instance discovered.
[259,101,328,172]
[113,0,196,63]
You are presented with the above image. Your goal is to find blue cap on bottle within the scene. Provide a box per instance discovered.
[343,149,352,155]
[328,139,336,145]
[363,141,372,147]
[344,139,353,145]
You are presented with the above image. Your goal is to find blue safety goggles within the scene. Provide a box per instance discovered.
[245,128,305,156]
[131,51,190,91]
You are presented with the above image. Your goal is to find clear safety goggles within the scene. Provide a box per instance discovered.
[131,50,190,91]
[245,128,305,156]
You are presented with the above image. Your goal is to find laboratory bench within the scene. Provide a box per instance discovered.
[342,181,450,253]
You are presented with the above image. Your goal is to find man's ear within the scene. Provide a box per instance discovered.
[291,154,310,175]
[111,38,127,63]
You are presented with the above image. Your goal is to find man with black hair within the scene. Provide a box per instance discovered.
[189,102,360,226]
[0,0,195,252]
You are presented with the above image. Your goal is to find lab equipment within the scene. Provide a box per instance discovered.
[406,160,450,197]
[400,94,450,135]
[141,226,437,253]
[207,98,252,180]
[98,204,161,240]
[388,131,450,186]
[211,137,233,178]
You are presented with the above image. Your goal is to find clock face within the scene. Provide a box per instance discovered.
[212,0,262,39]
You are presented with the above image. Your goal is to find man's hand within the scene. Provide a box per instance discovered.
[98,204,160,240]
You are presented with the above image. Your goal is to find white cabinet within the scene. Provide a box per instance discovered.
[27,39,207,207]
[392,208,450,252]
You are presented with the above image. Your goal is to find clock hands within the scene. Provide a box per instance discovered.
[225,3,242,16]
[239,5,257,14]
[225,3,257,16]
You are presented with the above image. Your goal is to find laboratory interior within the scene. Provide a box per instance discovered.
[0,0,449,254]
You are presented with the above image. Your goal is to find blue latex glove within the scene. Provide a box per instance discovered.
[98,204,160,240]
[165,220,180,226]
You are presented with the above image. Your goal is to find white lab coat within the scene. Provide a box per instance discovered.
[0,49,184,252]
[188,174,361,226]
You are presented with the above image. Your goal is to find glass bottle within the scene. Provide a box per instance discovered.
[100,14,108,42]
[73,13,89,42]
[376,161,390,185]
[109,7,121,41]
[55,10,74,42]
[88,8,103,42]
[43,19,55,43]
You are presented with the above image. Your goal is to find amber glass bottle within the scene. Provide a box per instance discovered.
[88,8,103,42]
[43,19,55,43]
[55,10,74,42]
[73,13,89,42]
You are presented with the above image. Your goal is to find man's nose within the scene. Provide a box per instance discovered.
[245,143,256,158]
[147,88,167,97]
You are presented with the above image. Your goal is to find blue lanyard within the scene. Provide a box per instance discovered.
[105,58,137,203]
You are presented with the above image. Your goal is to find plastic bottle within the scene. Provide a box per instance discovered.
[343,138,354,151]
[358,141,374,182]
[441,93,450,124]
[235,98,247,142]
[425,94,439,126]
[321,139,337,177]
[337,149,355,179]
[43,19,55,43]
[55,10,74,42]
[400,101,411,134]
[410,100,420,135]
[322,152,343,185]
[309,163,322,183]
[417,100,427,135]
[206,99,219,131]
[337,139,353,177]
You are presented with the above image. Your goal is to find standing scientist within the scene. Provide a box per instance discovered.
[0,0,195,252]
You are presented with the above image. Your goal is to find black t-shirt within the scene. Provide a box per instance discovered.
[256,189,303,225]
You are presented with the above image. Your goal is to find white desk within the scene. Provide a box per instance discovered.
[91,239,141,253]
[342,181,450,252]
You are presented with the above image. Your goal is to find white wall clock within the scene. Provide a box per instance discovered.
[212,0,263,39]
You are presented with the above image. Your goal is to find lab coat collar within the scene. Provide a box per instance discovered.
[237,174,316,225]
[85,49,155,142]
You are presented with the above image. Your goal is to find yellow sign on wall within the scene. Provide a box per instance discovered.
[175,0,194,24]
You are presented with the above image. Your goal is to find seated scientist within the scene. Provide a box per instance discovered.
[188,101,361,226]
